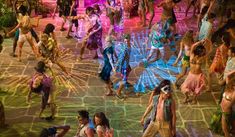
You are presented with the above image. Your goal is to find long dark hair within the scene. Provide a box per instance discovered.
[222,32,230,47]
[193,44,206,57]
[43,23,55,35]
[94,112,110,129]
[153,79,171,96]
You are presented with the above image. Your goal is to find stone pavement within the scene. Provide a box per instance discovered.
[0,3,225,137]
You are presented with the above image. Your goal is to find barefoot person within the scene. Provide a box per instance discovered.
[27,61,56,120]
[142,79,176,137]
[220,72,235,137]
[208,33,230,91]
[7,5,39,61]
[74,7,103,61]
[115,34,132,99]
[99,36,116,96]
[173,30,194,88]
[181,40,209,104]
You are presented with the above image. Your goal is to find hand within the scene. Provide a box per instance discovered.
[173,62,177,67]
[140,117,144,126]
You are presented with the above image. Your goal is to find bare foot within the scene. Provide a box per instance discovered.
[182,98,190,104]
[76,57,82,62]
[191,99,197,104]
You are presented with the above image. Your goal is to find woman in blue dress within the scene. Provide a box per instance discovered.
[99,36,116,96]
[115,34,132,99]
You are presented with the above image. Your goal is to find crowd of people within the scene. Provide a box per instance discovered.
[0,0,235,137]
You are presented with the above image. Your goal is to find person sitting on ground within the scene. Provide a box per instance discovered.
[40,125,70,137]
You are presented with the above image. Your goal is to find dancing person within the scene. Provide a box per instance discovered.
[66,0,78,38]
[140,80,169,132]
[99,36,116,96]
[75,110,95,137]
[157,0,178,34]
[146,23,166,64]
[218,47,235,103]
[181,39,210,104]
[27,61,56,120]
[38,34,69,75]
[220,72,235,137]
[115,34,132,99]
[197,0,214,30]
[40,125,70,137]
[142,79,176,137]
[138,0,147,27]
[146,0,155,29]
[198,0,216,41]
[208,33,230,91]
[74,7,103,61]
[53,0,71,31]
[93,112,114,137]
[185,0,199,17]
[173,30,194,89]
[10,4,39,57]
[7,5,39,61]
[105,0,123,34]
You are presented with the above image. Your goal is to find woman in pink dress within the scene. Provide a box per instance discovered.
[181,39,210,104]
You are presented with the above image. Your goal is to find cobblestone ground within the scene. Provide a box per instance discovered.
[0,3,226,137]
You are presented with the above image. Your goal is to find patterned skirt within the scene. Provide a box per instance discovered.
[181,72,206,95]
[86,29,102,50]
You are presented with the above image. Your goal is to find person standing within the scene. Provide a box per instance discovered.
[99,36,116,96]
[66,0,78,38]
[115,34,132,99]
[27,61,56,120]
[142,79,176,137]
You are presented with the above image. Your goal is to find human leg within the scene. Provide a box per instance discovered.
[148,2,155,29]
[221,114,231,137]
[142,121,159,137]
